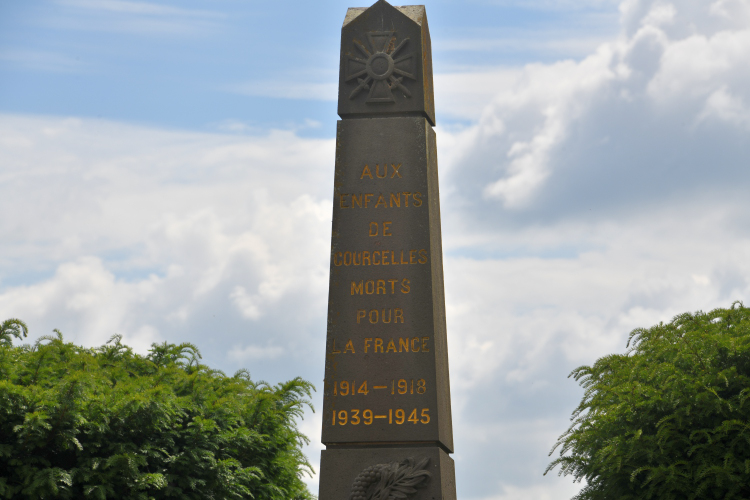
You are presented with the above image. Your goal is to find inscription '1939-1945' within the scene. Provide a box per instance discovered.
[332,408,430,426]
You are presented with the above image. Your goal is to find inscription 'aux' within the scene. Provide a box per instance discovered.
[360,164,401,179]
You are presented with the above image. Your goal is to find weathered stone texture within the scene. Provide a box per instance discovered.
[319,2,455,499]
[338,1,435,125]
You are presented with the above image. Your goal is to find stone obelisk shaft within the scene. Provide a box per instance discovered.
[318,2,456,499]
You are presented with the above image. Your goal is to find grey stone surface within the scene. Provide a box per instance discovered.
[338,0,435,125]
[319,3,454,499]
[322,117,453,452]
[320,447,456,500]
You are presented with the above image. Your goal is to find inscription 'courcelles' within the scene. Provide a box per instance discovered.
[334,250,427,266]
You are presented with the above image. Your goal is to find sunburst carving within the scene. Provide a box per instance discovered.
[346,31,416,103]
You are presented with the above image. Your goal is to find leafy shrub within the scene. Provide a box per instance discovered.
[0,319,314,500]
[546,302,750,499]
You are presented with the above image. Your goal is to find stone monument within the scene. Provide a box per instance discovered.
[319,2,456,499]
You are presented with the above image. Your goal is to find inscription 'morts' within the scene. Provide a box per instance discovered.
[350,278,411,295]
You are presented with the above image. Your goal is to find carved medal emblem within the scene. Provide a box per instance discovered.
[345,31,416,103]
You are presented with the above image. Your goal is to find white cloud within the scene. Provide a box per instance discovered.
[439,200,750,499]
[435,33,613,59]
[428,1,750,497]
[710,0,750,22]
[58,0,219,18]
[228,343,284,361]
[640,3,677,27]
[697,86,750,130]
[483,0,619,10]
[50,0,224,35]
[436,68,524,122]
[3,0,750,499]
[438,0,750,216]
[224,80,337,101]
[0,114,334,366]
[482,482,585,500]
[0,49,85,73]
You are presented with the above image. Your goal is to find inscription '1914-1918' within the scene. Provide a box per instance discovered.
[330,378,427,396]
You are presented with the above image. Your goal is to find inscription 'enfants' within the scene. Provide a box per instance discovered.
[339,192,422,209]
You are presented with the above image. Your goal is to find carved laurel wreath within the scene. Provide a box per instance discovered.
[349,456,431,500]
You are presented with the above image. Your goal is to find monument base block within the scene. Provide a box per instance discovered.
[319,446,456,500]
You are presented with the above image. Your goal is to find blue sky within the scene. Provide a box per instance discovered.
[1,0,619,133]
[2,1,750,499]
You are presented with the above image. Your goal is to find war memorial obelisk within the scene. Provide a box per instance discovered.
[319,2,456,499]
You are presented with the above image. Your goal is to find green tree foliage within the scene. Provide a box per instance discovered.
[0,318,28,347]
[546,302,750,499]
[0,323,315,500]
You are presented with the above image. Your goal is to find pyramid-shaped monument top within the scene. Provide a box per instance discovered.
[338,0,435,125]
